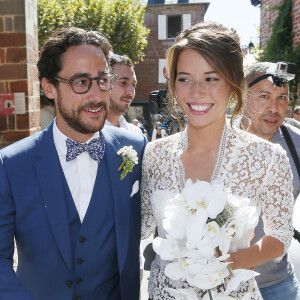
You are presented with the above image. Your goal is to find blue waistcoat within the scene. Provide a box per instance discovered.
[62,155,121,300]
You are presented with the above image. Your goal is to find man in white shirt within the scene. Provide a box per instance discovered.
[0,27,147,300]
[105,54,142,134]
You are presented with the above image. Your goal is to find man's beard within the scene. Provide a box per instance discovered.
[57,92,108,134]
[109,97,131,115]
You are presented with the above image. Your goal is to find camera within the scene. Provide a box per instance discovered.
[149,89,183,135]
[149,89,168,114]
[274,62,296,81]
[249,61,297,88]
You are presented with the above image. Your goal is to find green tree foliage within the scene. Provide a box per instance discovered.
[37,0,150,62]
[262,0,300,107]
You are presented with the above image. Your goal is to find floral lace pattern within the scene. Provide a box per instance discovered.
[141,121,294,300]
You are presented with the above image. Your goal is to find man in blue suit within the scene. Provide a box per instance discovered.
[0,27,147,300]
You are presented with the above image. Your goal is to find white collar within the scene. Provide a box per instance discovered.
[105,115,129,129]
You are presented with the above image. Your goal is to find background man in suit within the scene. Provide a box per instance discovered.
[105,54,142,134]
[236,62,300,299]
[0,27,147,300]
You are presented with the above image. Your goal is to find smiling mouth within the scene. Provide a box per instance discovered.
[189,104,213,112]
[87,107,102,113]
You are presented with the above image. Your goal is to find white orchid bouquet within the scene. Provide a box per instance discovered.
[153,179,259,300]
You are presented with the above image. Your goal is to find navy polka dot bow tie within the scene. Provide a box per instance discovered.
[65,133,105,162]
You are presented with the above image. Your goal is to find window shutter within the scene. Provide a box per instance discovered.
[182,14,191,31]
[158,15,167,40]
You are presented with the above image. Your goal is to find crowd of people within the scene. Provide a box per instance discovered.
[0,19,299,300]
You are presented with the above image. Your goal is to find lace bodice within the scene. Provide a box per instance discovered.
[141,121,294,299]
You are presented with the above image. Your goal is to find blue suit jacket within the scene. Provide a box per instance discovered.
[0,122,147,300]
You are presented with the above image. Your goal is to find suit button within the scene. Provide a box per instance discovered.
[75,297,81,300]
[77,258,83,264]
[79,236,85,243]
[76,278,82,284]
[66,280,73,287]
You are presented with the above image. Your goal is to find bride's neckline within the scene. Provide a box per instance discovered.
[177,121,228,189]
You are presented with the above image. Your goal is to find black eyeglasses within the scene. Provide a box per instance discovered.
[55,73,118,94]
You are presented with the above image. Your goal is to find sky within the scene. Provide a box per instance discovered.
[204,0,261,48]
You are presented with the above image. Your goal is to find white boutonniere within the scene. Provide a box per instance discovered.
[117,146,138,180]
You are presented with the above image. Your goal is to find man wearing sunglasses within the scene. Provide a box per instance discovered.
[236,62,300,299]
[0,27,147,300]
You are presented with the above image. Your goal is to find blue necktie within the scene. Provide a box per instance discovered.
[65,133,105,162]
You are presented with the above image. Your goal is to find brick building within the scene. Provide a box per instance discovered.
[0,0,40,147]
[256,0,300,105]
[130,0,209,128]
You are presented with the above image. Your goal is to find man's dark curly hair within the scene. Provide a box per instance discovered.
[37,27,112,86]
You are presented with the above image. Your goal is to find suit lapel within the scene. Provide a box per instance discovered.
[34,123,72,273]
[102,129,131,272]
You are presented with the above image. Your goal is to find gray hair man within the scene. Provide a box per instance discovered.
[238,61,300,299]
[294,106,300,122]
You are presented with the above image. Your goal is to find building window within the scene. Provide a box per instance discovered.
[168,15,181,38]
[158,14,191,40]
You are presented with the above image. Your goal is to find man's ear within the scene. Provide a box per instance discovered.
[41,78,57,100]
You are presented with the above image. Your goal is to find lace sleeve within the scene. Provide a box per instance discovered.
[141,143,157,239]
[261,147,294,262]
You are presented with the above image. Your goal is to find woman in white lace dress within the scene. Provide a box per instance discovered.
[141,21,294,299]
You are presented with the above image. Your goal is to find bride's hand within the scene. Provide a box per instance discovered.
[225,250,255,271]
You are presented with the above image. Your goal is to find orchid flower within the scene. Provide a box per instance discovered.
[162,195,188,240]
[152,235,183,260]
[164,257,195,282]
[223,269,258,296]
[188,259,231,289]
[182,179,227,219]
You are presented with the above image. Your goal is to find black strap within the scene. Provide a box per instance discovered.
[280,125,300,243]
[294,229,300,243]
[248,74,272,87]
[280,125,300,180]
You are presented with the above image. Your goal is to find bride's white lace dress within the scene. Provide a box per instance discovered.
[141,121,294,299]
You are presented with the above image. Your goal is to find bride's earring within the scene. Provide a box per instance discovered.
[173,98,178,107]
[228,91,238,108]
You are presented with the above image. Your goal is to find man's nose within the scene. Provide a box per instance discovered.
[267,97,279,113]
[126,83,135,96]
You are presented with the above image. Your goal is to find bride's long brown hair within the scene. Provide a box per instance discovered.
[166,21,247,128]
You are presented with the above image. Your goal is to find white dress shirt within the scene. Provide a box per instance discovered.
[105,115,142,134]
[53,120,99,222]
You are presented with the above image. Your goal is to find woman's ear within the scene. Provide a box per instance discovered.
[41,78,57,100]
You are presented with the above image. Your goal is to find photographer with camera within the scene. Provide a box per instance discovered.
[235,61,300,299]
[151,121,168,141]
